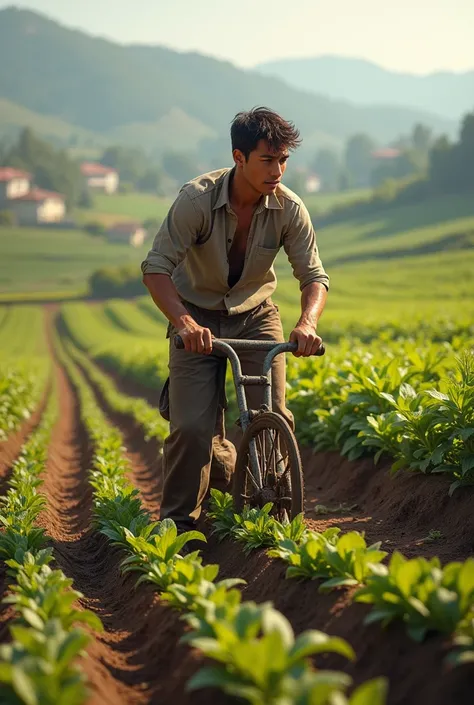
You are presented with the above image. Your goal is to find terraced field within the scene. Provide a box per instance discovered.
[0,301,472,705]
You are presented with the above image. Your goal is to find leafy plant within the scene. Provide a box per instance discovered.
[355,553,474,641]
[187,603,355,704]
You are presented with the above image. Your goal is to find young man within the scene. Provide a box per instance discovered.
[141,107,329,533]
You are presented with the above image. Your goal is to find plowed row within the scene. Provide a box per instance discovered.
[0,313,472,704]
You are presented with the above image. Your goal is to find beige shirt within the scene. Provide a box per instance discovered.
[141,167,329,315]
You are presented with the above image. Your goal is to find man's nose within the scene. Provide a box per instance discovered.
[271,163,283,179]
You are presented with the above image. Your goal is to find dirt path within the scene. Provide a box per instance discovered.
[71,356,162,518]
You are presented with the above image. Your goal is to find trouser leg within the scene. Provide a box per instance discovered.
[160,341,221,527]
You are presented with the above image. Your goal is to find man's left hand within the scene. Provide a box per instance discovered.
[289,323,322,357]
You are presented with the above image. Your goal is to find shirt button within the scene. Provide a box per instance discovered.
[225,294,229,298]
[227,238,231,243]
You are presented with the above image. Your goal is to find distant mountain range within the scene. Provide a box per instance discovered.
[256,56,474,120]
[0,7,459,160]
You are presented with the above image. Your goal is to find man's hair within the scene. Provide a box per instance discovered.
[230,107,301,159]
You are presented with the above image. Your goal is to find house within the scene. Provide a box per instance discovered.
[107,222,146,247]
[0,167,31,204]
[371,148,401,161]
[81,162,119,194]
[305,173,322,193]
[8,188,66,225]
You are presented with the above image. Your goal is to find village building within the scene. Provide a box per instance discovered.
[0,167,32,203]
[8,188,66,225]
[107,221,146,247]
[81,162,119,194]
[0,168,66,225]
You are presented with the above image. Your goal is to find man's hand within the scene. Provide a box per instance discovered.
[289,322,322,357]
[177,316,213,355]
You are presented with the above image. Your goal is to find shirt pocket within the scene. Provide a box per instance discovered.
[252,245,280,272]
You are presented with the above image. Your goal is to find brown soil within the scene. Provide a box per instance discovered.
[29,319,474,705]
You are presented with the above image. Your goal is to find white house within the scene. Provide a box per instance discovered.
[81,162,119,194]
[8,188,66,225]
[0,167,32,204]
[107,222,146,247]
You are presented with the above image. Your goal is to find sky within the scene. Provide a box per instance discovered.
[2,0,473,74]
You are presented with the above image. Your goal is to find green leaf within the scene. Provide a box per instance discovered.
[288,630,355,666]
[350,677,389,705]
[186,666,236,691]
[12,667,38,705]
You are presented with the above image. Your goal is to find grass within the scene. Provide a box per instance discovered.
[0,227,150,295]
[304,188,371,216]
[75,192,171,227]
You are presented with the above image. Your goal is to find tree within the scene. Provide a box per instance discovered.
[344,133,376,187]
[412,123,432,154]
[163,151,200,185]
[2,128,81,209]
[313,149,340,192]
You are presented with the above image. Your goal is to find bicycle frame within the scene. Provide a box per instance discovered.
[210,338,296,432]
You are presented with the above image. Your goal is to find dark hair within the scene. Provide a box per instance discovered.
[230,107,301,159]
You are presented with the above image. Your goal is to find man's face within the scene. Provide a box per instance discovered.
[233,139,289,196]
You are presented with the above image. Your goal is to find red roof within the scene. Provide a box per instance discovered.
[0,167,31,182]
[372,148,401,160]
[11,188,65,202]
[81,162,117,176]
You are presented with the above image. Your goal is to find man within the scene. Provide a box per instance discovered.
[141,106,329,533]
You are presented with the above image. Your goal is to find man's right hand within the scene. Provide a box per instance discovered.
[177,316,213,355]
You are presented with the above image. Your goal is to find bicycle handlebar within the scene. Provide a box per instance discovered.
[174,335,325,357]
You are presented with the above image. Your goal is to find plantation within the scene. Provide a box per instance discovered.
[0,188,473,704]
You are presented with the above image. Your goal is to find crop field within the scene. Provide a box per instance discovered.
[0,189,473,704]
[0,291,473,705]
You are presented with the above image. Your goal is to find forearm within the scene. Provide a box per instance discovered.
[297,282,328,328]
[142,273,193,329]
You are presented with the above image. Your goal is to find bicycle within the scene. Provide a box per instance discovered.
[174,335,325,521]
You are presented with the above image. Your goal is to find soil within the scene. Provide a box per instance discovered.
[3,316,472,705]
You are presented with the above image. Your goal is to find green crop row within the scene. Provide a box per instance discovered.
[208,490,474,665]
[60,302,167,390]
[0,382,100,705]
[287,341,474,493]
[62,337,167,442]
[0,307,51,442]
[55,333,388,705]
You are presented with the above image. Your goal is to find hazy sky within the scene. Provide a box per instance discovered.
[2,0,473,74]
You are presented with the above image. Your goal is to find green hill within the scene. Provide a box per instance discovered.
[0,98,104,147]
[0,6,456,156]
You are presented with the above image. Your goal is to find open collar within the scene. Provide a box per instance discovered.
[212,167,283,211]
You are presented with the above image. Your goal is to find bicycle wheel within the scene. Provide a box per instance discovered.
[232,411,304,520]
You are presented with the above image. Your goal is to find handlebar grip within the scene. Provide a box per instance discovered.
[174,335,185,350]
[315,343,326,357]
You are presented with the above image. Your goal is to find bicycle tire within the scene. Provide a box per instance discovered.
[232,411,304,520]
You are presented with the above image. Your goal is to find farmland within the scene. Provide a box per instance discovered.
[0,189,473,704]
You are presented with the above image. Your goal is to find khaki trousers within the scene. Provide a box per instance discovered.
[160,299,294,527]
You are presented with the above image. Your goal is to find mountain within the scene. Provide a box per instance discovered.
[0,7,457,159]
[256,56,474,120]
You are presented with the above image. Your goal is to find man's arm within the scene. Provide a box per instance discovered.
[142,273,212,354]
[282,200,329,357]
[141,190,212,354]
[289,282,327,357]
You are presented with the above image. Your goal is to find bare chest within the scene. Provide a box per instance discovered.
[228,208,254,277]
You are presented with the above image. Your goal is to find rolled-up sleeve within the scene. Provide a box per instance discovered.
[282,201,329,291]
[141,189,203,276]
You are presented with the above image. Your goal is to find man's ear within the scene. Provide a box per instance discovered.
[232,148,245,168]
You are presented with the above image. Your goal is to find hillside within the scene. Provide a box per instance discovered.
[0,98,104,147]
[256,56,474,121]
[0,7,456,156]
